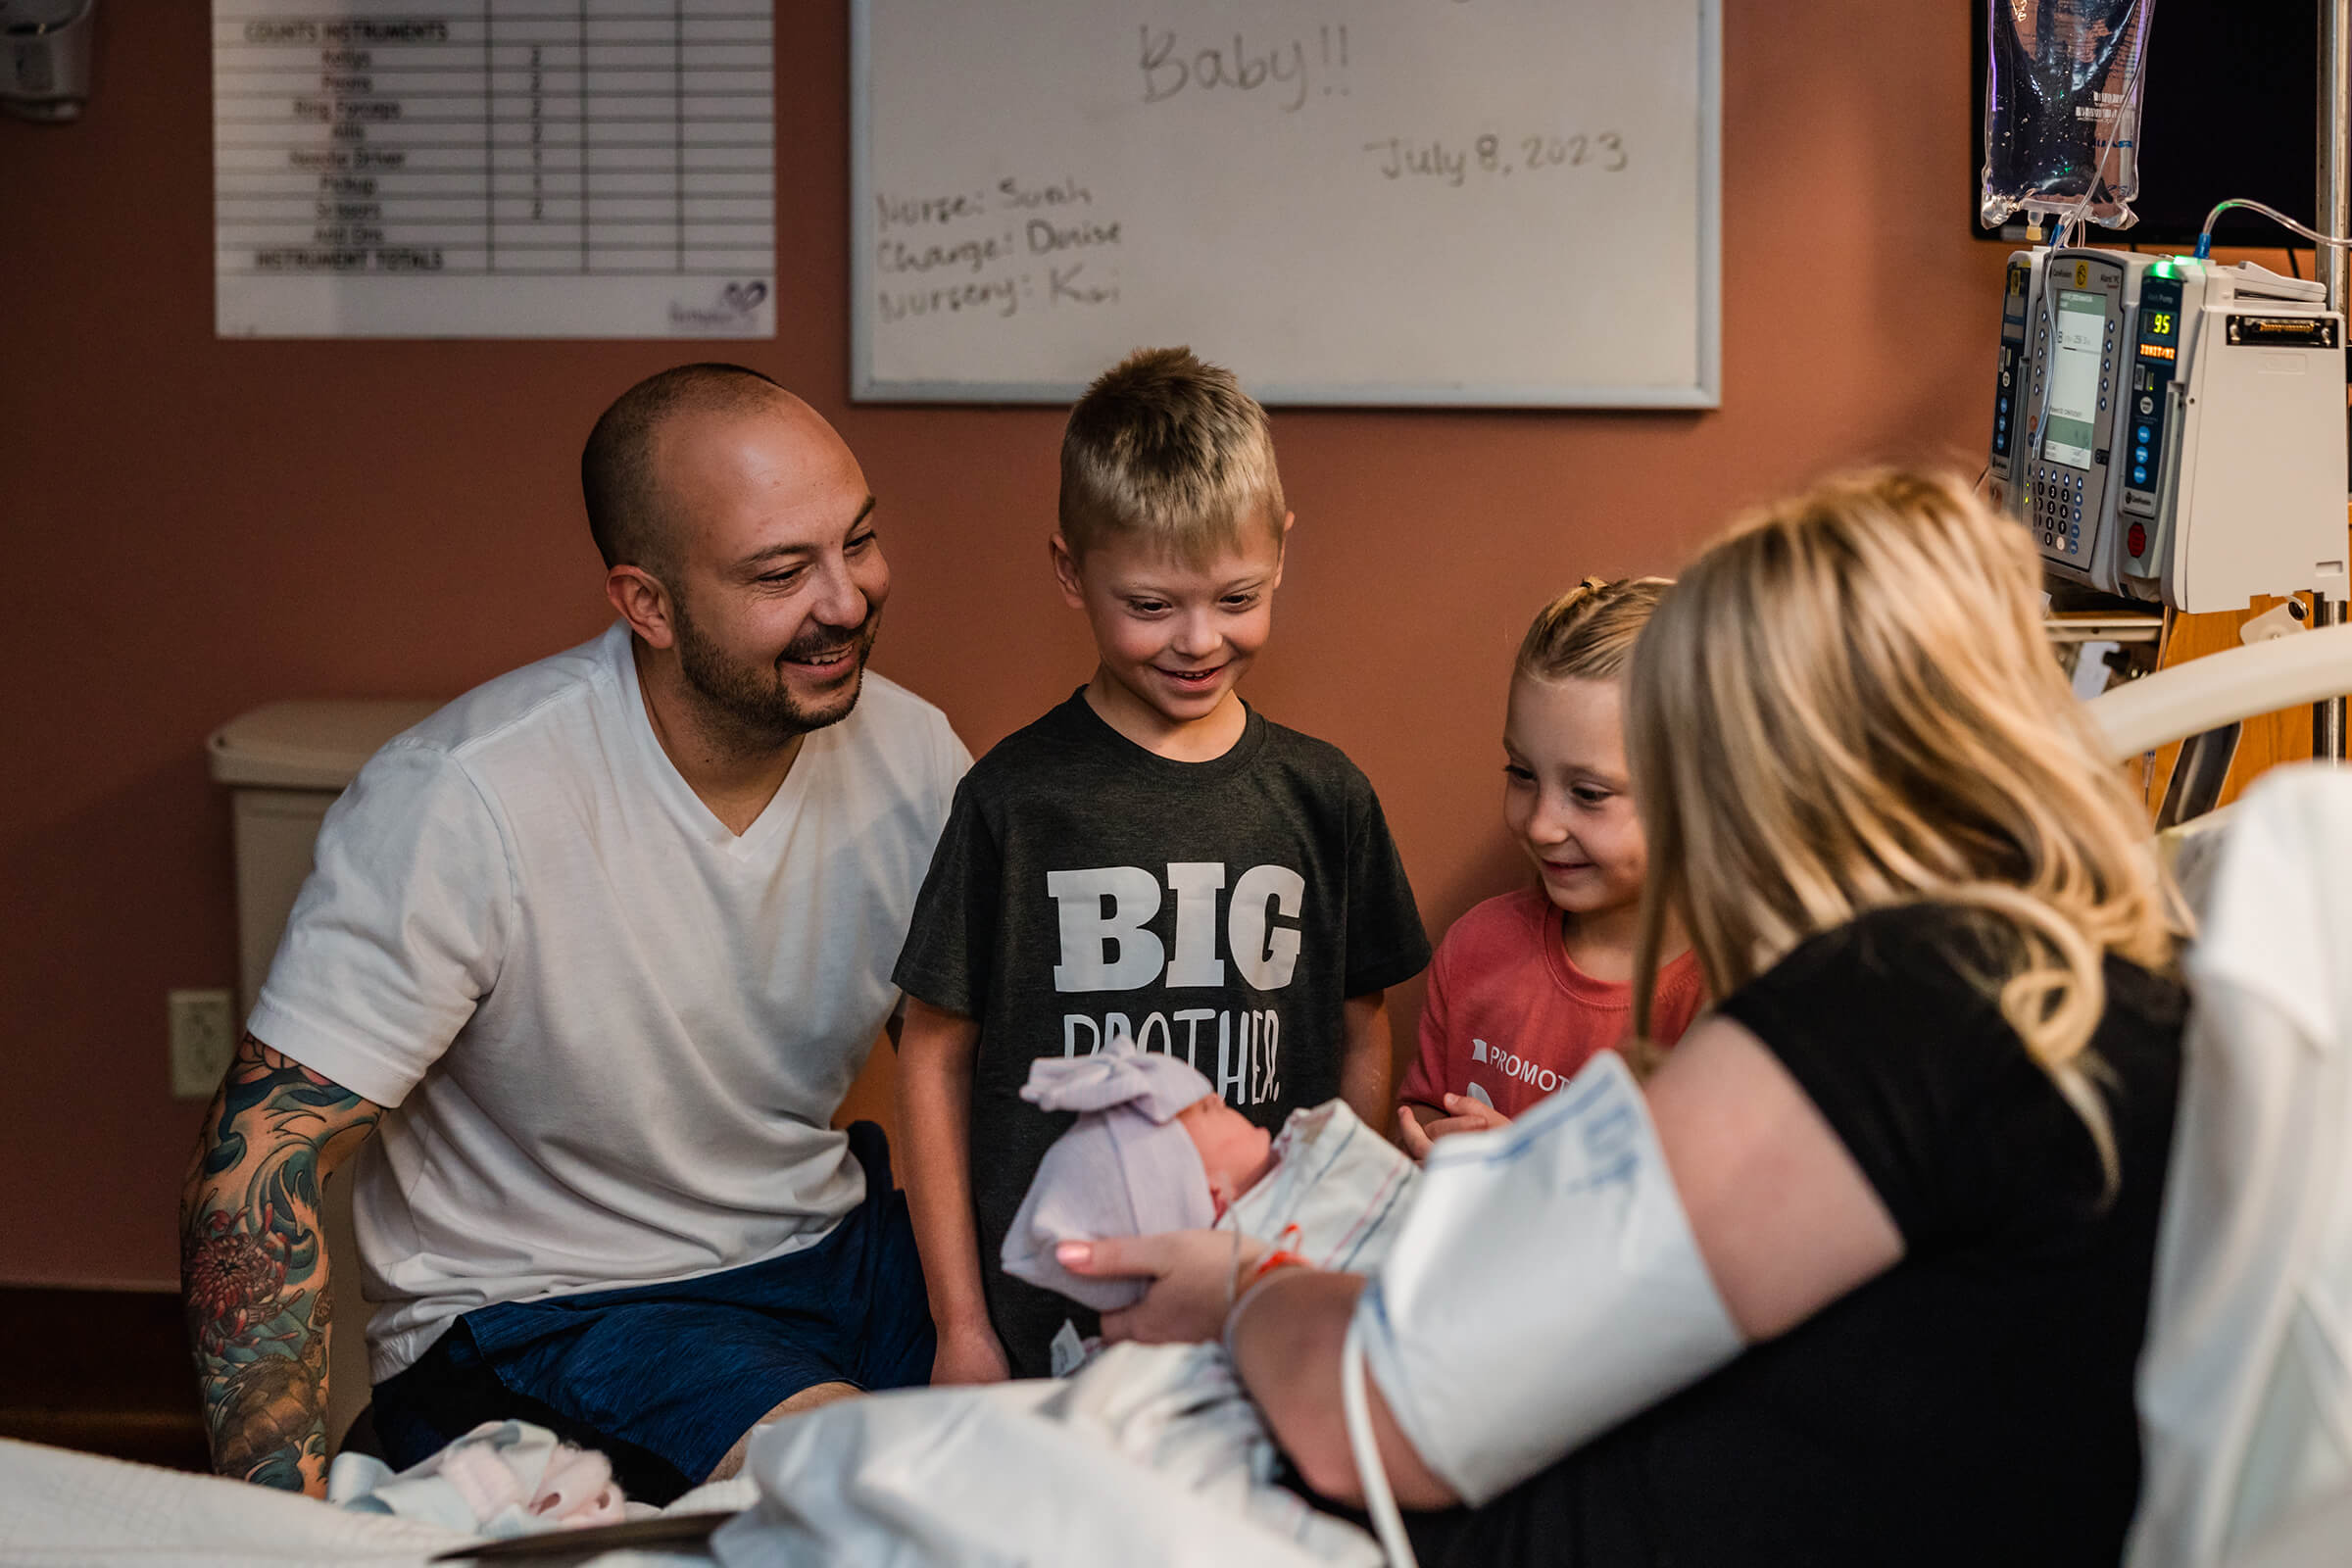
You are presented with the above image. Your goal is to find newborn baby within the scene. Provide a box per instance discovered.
[1003,1039,1416,1319]
[724,1042,1414,1567]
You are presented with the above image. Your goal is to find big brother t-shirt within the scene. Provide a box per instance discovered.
[893,689,1431,1375]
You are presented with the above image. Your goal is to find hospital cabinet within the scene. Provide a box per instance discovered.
[207,699,440,1015]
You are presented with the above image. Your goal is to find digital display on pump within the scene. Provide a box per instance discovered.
[2043,290,2105,469]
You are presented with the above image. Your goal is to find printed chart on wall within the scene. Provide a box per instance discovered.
[214,2,775,338]
[854,0,1719,407]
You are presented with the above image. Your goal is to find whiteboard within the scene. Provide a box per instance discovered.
[851,0,1718,408]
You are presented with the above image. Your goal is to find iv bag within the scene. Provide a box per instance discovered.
[1982,0,2156,229]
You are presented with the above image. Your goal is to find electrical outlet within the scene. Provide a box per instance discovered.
[169,989,236,1101]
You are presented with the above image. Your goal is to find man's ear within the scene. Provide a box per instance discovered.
[605,564,678,649]
[1049,532,1088,610]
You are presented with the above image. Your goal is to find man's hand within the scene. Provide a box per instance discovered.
[179,1033,381,1496]
[931,1318,1012,1385]
[1060,1230,1268,1347]
[1396,1094,1512,1159]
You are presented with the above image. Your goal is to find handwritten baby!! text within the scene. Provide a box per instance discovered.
[1139,24,1348,115]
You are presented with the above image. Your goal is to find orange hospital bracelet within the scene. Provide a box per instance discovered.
[1226,1222,1306,1309]
[1248,1249,1307,1289]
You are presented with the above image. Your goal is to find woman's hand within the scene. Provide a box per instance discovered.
[1056,1230,1269,1346]
[1396,1093,1512,1158]
[1075,1234,1459,1511]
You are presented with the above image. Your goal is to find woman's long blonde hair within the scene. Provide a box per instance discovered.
[1626,469,2179,1183]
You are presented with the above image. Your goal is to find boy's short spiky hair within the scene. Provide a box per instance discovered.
[1058,347,1286,563]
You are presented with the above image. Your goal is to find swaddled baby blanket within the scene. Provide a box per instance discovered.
[713,1099,1421,1567]
[1040,1096,1420,1373]
[715,1349,1383,1568]
[1221,1098,1419,1273]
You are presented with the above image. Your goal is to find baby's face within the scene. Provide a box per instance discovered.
[1176,1096,1275,1210]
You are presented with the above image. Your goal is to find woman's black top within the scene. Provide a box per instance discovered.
[1404,902,2187,1568]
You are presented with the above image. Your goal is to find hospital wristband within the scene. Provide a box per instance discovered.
[1221,1253,1311,1361]
[1224,1222,1304,1308]
[1247,1249,1307,1289]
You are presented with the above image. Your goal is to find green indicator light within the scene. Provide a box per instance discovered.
[2153,259,2177,278]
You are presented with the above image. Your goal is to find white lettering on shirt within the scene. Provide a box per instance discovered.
[1173,1007,1215,1067]
[1057,1004,1286,1106]
[1164,861,1227,987]
[1227,864,1305,990]
[1047,866,1165,991]
[1218,1009,1250,1102]
[1047,862,1303,992]
[1468,1038,1568,1096]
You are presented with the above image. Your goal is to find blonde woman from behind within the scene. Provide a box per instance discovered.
[1061,468,2190,1568]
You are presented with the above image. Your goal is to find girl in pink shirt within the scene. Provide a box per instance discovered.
[1398,578,1706,1149]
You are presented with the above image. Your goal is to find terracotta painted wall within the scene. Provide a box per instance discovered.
[0,0,2011,1290]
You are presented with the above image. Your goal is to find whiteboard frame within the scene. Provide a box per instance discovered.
[848,0,1720,410]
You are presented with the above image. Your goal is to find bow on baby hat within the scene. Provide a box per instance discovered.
[1002,1040,1221,1312]
[1020,1038,1221,1118]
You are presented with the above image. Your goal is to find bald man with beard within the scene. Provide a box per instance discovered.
[180,365,968,1504]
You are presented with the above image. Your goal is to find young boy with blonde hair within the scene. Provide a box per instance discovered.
[893,347,1431,1381]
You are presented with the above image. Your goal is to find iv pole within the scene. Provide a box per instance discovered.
[2318,0,2349,760]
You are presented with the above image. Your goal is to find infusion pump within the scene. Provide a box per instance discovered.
[1986,247,2349,613]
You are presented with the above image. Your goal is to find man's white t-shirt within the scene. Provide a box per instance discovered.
[250,622,969,1380]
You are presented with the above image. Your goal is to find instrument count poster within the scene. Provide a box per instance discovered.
[214,1,775,338]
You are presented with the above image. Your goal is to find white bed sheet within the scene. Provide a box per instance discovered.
[0,1437,741,1567]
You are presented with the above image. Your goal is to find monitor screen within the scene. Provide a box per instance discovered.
[2043,289,2105,469]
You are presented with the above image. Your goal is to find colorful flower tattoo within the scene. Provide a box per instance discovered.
[179,1034,379,1494]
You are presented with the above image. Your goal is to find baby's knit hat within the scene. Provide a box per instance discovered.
[999,1041,1219,1312]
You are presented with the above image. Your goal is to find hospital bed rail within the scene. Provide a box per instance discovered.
[2088,621,2352,761]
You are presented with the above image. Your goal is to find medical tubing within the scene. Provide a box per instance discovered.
[2194,199,2352,261]
[1218,1254,1306,1361]
[1342,1310,1419,1568]
[2048,9,2148,243]
[2028,259,2061,464]
[1222,1266,1414,1563]
[1220,1225,1247,1313]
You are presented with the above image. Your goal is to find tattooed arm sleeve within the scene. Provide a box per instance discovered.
[179,1031,384,1495]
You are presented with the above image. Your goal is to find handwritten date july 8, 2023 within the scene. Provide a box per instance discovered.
[1364,130,1630,186]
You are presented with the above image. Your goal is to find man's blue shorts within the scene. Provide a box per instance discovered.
[370,1122,933,1504]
